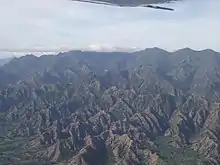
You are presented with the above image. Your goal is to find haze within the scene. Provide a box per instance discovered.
[0,0,219,58]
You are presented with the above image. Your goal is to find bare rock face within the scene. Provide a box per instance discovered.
[1,49,220,165]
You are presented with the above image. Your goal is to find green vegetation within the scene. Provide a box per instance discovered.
[155,136,198,165]
[106,146,117,165]
[0,118,53,165]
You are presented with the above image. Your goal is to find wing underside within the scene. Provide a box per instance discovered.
[71,0,177,10]
[72,0,118,6]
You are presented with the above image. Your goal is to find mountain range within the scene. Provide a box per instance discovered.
[1,47,220,165]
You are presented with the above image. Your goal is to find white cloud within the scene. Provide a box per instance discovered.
[0,0,220,57]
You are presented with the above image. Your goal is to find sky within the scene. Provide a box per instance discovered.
[0,0,220,57]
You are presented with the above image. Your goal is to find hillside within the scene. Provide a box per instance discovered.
[0,48,220,165]
[0,57,12,66]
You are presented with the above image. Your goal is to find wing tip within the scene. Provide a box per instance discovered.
[144,5,174,11]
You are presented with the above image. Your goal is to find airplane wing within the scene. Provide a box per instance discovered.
[71,0,118,6]
[70,0,180,10]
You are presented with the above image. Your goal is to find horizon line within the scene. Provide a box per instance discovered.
[0,47,219,53]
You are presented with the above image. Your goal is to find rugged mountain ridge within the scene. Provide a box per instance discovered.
[0,48,220,165]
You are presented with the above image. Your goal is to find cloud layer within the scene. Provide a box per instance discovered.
[0,0,219,57]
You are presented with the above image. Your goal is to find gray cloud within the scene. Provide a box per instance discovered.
[0,0,219,57]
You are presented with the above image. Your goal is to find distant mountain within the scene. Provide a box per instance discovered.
[0,48,220,165]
